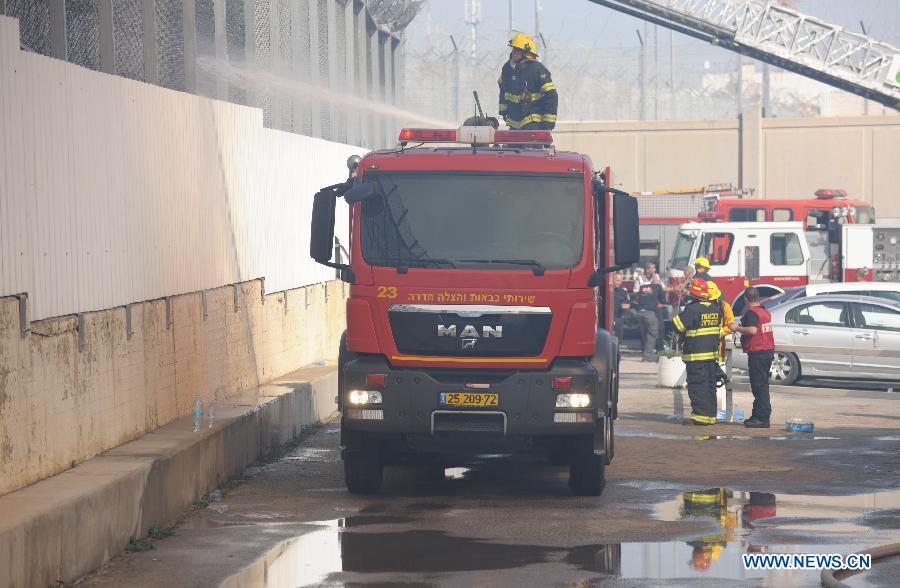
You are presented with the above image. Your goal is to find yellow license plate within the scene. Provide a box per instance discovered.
[440,392,499,407]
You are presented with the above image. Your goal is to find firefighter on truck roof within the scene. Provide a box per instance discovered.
[498,33,558,130]
[672,279,724,426]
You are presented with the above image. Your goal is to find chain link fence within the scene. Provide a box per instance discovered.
[401,22,893,124]
[3,0,423,148]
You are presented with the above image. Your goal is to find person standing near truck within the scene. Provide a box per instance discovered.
[694,257,712,282]
[706,281,734,361]
[729,287,774,428]
[673,279,723,425]
[613,272,631,342]
[634,263,667,361]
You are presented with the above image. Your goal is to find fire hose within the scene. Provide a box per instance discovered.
[820,542,900,587]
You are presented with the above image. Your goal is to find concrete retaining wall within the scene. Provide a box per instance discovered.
[0,15,357,322]
[0,278,347,497]
[0,364,337,588]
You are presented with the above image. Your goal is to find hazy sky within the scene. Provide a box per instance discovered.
[408,0,900,51]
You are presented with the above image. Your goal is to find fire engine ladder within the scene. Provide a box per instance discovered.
[587,0,900,110]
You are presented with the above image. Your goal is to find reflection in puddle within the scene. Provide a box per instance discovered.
[653,487,900,537]
[219,489,900,587]
[219,522,851,587]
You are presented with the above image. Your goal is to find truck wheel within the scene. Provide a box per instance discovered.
[604,415,615,465]
[344,450,384,494]
[568,452,606,496]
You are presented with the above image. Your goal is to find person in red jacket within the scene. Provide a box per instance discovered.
[729,287,775,428]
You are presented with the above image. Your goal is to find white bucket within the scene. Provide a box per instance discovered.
[657,356,687,388]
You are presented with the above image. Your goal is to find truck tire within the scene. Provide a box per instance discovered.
[344,450,384,494]
[569,452,606,496]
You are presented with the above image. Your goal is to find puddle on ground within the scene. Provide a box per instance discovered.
[617,426,840,442]
[282,448,332,462]
[220,488,900,587]
[180,517,250,530]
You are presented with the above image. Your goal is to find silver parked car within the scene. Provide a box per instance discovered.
[731,294,900,385]
[760,282,900,310]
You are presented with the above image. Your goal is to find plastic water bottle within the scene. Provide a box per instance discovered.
[208,404,215,429]
[192,395,203,433]
[786,417,814,433]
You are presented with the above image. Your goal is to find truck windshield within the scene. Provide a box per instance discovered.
[360,173,585,270]
[669,232,696,270]
[856,206,874,224]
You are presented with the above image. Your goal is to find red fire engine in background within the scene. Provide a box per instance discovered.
[634,184,875,273]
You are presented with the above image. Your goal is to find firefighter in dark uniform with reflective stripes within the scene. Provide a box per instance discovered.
[672,279,723,425]
[498,33,558,130]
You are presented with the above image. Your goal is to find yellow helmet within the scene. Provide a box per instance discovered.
[695,256,711,270]
[509,33,538,57]
[706,281,722,301]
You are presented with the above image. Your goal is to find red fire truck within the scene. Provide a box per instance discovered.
[635,186,874,273]
[699,188,874,225]
[667,220,878,314]
[310,125,639,496]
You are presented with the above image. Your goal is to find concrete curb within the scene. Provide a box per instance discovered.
[0,364,337,588]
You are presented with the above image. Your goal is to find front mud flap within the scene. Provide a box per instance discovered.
[592,409,607,457]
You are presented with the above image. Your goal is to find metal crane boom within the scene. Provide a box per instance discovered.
[589,0,900,110]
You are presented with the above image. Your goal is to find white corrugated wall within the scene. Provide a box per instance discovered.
[0,16,356,321]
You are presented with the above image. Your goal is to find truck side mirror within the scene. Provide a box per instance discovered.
[613,192,640,267]
[587,187,640,287]
[310,189,337,263]
[345,182,376,203]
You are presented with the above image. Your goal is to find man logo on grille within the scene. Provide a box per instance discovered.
[462,338,477,349]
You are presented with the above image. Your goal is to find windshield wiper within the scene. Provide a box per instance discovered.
[366,256,456,273]
[456,258,546,276]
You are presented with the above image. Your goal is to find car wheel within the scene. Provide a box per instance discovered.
[770,351,800,386]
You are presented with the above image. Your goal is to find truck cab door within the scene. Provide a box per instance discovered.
[701,230,741,299]
[760,229,809,288]
[841,224,874,282]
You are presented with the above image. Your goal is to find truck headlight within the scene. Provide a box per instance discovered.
[556,393,591,408]
[348,390,383,405]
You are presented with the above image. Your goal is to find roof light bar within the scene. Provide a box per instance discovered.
[398,128,457,143]
[397,127,553,145]
[815,188,849,199]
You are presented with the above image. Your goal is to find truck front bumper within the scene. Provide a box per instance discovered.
[340,355,609,450]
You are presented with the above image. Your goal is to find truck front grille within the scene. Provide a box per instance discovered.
[389,304,552,357]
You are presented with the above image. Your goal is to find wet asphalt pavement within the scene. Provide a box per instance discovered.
[83,352,900,587]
